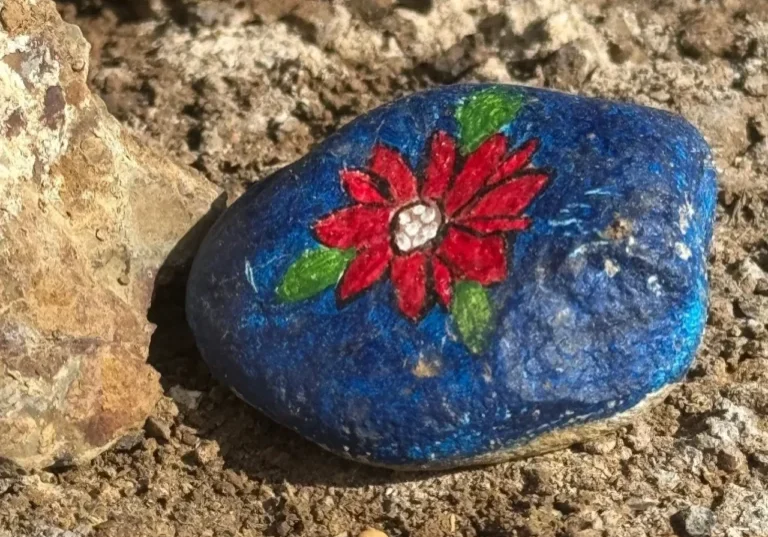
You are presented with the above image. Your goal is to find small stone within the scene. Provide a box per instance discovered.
[671,506,715,537]
[187,84,716,469]
[581,436,617,455]
[430,34,485,83]
[168,385,204,411]
[743,319,765,339]
[144,417,172,443]
[193,440,220,466]
[214,480,238,496]
[543,40,596,89]
[717,445,747,473]
[113,433,145,453]
[628,498,659,512]
[625,422,653,453]
[223,469,246,490]
[749,451,768,472]
[755,279,768,297]
[603,10,644,64]
[275,521,293,537]
[358,529,388,537]
[142,437,159,454]
[733,258,766,294]
[735,298,764,321]
[181,431,198,447]
[748,115,768,143]
[564,508,603,535]
[744,73,768,98]
[523,466,554,495]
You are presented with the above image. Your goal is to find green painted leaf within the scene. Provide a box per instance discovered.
[455,88,524,154]
[451,281,493,354]
[276,247,355,303]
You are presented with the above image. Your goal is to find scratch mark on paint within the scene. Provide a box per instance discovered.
[569,240,610,258]
[584,188,613,196]
[548,218,581,227]
[245,259,258,293]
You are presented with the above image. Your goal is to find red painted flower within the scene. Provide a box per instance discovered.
[313,131,550,320]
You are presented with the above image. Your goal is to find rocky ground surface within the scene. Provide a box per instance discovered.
[2,0,768,535]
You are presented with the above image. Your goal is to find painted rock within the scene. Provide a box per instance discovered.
[186,85,716,470]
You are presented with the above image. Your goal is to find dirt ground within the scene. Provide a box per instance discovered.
[3,0,768,535]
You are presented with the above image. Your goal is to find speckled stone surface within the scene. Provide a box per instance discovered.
[186,84,716,470]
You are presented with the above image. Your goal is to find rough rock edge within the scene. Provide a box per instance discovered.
[0,0,220,469]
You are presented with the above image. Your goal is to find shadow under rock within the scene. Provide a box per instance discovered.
[145,195,438,488]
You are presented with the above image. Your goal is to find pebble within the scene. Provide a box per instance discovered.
[625,422,653,453]
[144,417,172,443]
[192,440,220,466]
[180,430,198,447]
[168,385,204,411]
[671,506,715,537]
[582,436,617,455]
[113,433,144,453]
[717,445,747,473]
[749,451,768,472]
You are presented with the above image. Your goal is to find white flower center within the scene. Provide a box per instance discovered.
[393,202,443,253]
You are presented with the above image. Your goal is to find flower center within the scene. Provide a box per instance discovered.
[392,202,443,253]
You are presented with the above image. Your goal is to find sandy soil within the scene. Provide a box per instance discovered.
[2,0,768,536]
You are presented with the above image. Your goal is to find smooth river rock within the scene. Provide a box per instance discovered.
[187,84,716,470]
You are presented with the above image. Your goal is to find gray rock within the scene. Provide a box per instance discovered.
[672,506,715,537]
[168,385,203,411]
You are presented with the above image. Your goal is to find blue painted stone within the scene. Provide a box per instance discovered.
[186,84,716,470]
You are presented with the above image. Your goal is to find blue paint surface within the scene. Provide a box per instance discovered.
[186,85,716,469]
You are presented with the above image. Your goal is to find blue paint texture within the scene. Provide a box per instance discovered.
[186,85,717,469]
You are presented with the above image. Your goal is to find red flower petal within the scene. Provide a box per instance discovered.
[341,170,389,205]
[313,206,391,249]
[444,134,507,216]
[462,172,549,220]
[421,131,456,201]
[391,251,428,320]
[369,144,418,204]
[437,227,507,285]
[337,242,392,301]
[431,257,452,307]
[455,216,531,235]
[487,139,540,187]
